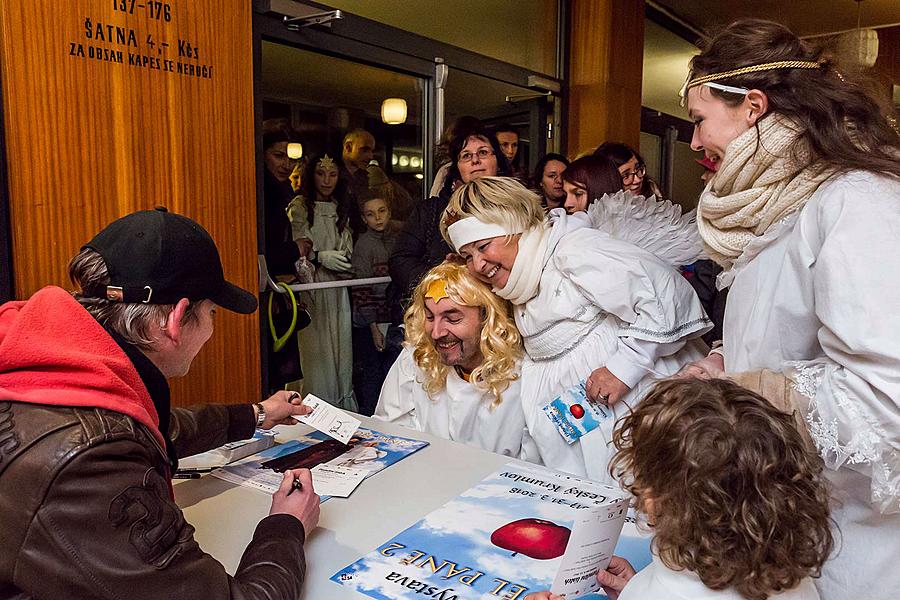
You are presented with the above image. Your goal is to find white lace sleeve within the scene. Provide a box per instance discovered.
[786,360,899,514]
[779,177,900,514]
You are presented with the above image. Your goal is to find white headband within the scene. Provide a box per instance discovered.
[447,217,523,252]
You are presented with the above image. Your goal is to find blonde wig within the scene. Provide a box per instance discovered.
[439,177,546,248]
[404,261,523,408]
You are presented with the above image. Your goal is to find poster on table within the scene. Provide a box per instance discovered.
[332,462,652,599]
[213,427,428,499]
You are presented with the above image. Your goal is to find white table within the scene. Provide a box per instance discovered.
[176,415,517,598]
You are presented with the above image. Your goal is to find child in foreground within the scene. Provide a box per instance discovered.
[526,378,833,600]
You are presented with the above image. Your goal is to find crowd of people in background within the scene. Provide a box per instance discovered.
[1,14,897,600]
[253,17,900,600]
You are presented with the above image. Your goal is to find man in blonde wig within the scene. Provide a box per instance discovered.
[374,261,529,458]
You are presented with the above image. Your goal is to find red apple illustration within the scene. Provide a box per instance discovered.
[570,404,585,419]
[491,518,571,560]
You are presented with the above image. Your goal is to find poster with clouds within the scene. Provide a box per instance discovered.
[332,462,651,599]
[214,428,428,498]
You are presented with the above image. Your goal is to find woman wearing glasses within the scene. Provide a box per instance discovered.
[389,120,511,324]
[678,19,900,600]
[594,142,663,199]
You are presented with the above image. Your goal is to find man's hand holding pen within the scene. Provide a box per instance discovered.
[271,468,320,536]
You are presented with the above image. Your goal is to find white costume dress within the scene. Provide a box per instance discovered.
[373,347,526,458]
[719,172,900,600]
[514,212,710,483]
[619,559,819,600]
[288,197,357,411]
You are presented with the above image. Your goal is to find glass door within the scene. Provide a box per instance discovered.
[444,68,558,180]
[257,39,430,413]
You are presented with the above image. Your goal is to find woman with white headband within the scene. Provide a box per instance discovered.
[440,176,710,483]
[678,19,900,600]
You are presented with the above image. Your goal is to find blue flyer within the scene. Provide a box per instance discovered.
[542,382,614,444]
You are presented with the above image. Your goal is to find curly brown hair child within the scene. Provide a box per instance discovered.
[604,378,834,600]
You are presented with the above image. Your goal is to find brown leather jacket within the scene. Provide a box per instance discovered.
[0,402,307,599]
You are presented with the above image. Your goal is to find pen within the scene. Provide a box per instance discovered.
[173,472,202,479]
[286,477,303,496]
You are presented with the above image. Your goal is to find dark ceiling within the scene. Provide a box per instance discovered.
[651,0,900,39]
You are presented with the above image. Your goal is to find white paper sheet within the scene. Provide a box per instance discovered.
[310,464,367,497]
[292,394,361,444]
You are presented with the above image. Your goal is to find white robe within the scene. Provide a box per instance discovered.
[720,171,900,600]
[619,559,819,600]
[288,197,356,410]
[373,347,526,458]
[517,214,710,484]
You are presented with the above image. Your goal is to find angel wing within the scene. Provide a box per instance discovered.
[586,191,705,267]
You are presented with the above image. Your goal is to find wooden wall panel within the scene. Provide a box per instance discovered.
[567,0,645,155]
[0,0,259,407]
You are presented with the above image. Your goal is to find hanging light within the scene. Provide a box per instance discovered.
[841,0,879,68]
[286,142,303,160]
[381,98,407,125]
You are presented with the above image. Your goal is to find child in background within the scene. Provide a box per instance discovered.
[351,192,402,415]
[526,378,833,600]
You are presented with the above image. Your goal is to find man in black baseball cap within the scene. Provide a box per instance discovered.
[83,207,258,313]
[0,208,319,599]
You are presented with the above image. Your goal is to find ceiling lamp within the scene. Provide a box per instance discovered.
[842,0,879,68]
[286,142,303,160]
[381,98,407,125]
[838,28,879,68]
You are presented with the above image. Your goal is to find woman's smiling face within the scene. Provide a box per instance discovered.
[687,85,754,163]
[459,235,520,289]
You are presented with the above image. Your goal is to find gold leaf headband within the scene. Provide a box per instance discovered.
[679,60,823,102]
[317,154,336,170]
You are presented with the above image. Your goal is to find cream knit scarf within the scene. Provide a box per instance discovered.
[697,114,835,268]
[495,225,551,305]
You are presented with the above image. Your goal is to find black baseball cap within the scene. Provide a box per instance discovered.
[83,208,258,314]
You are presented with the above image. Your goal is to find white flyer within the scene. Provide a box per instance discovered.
[550,498,629,596]
[293,394,361,444]
[310,464,367,498]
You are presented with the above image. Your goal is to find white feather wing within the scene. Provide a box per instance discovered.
[586,191,705,267]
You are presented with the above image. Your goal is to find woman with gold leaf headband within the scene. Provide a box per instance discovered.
[440,177,710,485]
[287,153,358,411]
[677,19,900,600]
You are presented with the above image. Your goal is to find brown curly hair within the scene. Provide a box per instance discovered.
[610,378,833,600]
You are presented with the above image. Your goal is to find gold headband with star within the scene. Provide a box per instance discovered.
[317,154,336,170]
[424,278,450,303]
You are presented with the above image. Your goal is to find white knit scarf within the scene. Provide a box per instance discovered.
[495,225,551,305]
[697,114,835,268]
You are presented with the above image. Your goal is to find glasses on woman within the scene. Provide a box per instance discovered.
[458,148,494,163]
[620,164,646,183]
